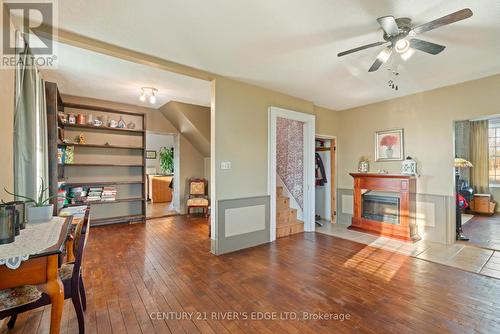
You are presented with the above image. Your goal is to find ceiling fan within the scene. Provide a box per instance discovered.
[337,8,473,72]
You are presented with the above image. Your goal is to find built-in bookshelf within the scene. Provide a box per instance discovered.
[45,82,146,226]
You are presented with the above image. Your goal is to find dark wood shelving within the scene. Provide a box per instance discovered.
[48,92,147,226]
[60,163,144,167]
[64,197,145,207]
[315,147,331,151]
[61,123,144,134]
[58,143,144,150]
[61,181,144,187]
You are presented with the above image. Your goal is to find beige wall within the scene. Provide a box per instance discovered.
[212,76,316,201]
[61,95,206,213]
[159,101,211,157]
[336,74,500,197]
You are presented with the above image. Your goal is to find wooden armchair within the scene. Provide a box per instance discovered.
[0,210,91,333]
[187,178,209,217]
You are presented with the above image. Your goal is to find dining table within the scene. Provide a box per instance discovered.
[0,216,72,334]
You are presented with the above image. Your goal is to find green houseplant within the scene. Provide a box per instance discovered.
[159,147,174,175]
[4,178,60,223]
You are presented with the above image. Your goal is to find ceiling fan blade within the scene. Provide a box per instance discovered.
[377,16,400,36]
[412,8,473,35]
[410,39,446,55]
[368,47,392,72]
[337,41,387,57]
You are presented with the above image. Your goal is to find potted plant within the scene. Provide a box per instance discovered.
[159,147,174,175]
[4,178,61,223]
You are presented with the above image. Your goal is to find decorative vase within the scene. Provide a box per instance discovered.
[402,156,417,175]
[27,204,53,223]
[358,161,369,173]
[385,147,394,158]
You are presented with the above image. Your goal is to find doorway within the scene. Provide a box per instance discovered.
[268,106,315,241]
[454,117,500,251]
[146,131,180,219]
[314,136,336,226]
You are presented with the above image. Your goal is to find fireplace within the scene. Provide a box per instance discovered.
[362,191,400,225]
[349,173,420,242]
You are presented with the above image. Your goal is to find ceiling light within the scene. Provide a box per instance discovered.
[400,48,415,61]
[377,48,392,63]
[395,39,410,54]
[139,87,158,104]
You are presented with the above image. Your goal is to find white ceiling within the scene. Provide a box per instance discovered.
[54,0,500,110]
[42,42,211,108]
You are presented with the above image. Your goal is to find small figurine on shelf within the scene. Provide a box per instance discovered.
[109,118,118,128]
[68,114,76,125]
[76,134,86,144]
[58,112,68,124]
[127,121,136,129]
[117,116,126,129]
[76,114,85,125]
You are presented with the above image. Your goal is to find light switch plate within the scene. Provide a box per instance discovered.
[220,161,231,170]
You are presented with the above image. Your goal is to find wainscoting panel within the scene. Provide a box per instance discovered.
[336,188,453,244]
[216,196,270,254]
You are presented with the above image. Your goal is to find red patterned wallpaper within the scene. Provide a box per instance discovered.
[276,117,304,209]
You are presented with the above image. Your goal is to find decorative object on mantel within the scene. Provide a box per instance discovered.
[76,114,85,125]
[454,158,473,241]
[68,113,76,125]
[375,128,404,161]
[401,156,417,175]
[377,169,388,174]
[358,156,370,173]
[93,118,103,127]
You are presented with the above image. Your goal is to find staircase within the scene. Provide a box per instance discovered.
[276,186,304,238]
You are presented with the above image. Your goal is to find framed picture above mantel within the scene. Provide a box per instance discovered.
[375,128,404,161]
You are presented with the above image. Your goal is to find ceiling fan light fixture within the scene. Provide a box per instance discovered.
[400,48,415,61]
[395,39,410,54]
[377,47,392,63]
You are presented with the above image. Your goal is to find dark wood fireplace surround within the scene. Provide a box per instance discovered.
[349,173,420,242]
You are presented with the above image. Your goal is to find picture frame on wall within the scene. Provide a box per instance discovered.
[375,128,404,161]
[146,150,157,159]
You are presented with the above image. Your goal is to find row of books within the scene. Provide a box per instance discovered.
[68,186,117,204]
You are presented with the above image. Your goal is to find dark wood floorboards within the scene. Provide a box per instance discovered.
[463,214,500,250]
[2,215,500,333]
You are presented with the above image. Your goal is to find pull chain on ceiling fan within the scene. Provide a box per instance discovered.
[337,8,473,72]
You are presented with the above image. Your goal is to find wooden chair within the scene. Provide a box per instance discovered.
[0,210,91,333]
[187,178,209,218]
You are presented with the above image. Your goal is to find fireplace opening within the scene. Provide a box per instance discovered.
[362,191,400,225]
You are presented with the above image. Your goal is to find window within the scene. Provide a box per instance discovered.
[488,120,500,185]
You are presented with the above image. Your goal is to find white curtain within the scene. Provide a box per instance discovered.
[13,40,48,200]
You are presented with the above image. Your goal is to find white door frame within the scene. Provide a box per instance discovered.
[316,134,338,222]
[268,106,316,241]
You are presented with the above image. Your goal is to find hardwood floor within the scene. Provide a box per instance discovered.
[462,214,500,250]
[2,216,500,333]
[146,201,178,219]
